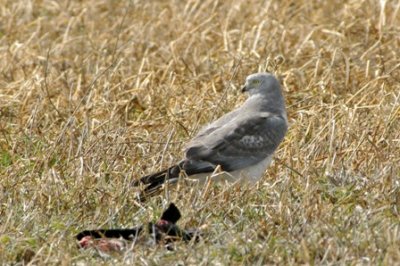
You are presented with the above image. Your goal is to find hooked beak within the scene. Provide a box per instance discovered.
[241,85,248,93]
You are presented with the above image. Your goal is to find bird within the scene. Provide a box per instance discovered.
[133,72,288,200]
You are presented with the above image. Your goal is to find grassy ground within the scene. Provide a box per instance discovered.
[0,0,399,264]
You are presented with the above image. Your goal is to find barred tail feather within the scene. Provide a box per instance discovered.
[133,160,216,201]
[133,164,182,201]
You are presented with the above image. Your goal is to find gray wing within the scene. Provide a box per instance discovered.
[184,112,287,172]
[193,109,242,139]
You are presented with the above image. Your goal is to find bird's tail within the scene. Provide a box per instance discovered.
[132,163,182,201]
[133,160,217,201]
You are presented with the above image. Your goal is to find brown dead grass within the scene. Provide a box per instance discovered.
[0,0,400,264]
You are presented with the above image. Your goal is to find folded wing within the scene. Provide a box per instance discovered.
[185,112,287,172]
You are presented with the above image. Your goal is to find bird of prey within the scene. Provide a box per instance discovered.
[133,73,288,200]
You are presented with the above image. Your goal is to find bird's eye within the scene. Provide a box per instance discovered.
[251,80,260,84]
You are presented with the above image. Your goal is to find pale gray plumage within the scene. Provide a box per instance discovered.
[134,72,288,200]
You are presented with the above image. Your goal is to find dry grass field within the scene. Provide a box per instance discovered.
[0,0,399,264]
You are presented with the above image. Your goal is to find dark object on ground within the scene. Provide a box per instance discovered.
[76,203,201,253]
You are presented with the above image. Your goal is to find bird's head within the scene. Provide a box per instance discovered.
[241,73,280,96]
